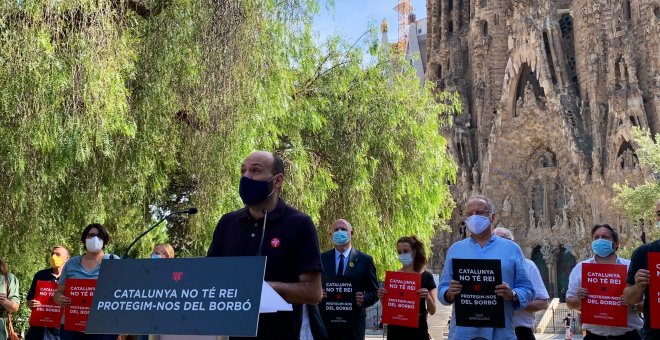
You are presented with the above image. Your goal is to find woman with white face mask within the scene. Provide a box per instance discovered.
[53,223,118,340]
[377,236,437,339]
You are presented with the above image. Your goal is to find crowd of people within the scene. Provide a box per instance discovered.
[0,225,174,340]
[1,150,659,340]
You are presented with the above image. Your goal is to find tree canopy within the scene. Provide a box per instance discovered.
[613,127,660,223]
[0,0,459,329]
[613,127,660,254]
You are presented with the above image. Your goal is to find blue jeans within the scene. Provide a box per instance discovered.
[58,326,117,340]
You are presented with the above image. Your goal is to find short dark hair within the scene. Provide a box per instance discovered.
[467,195,495,213]
[591,224,619,244]
[397,235,427,272]
[273,153,285,176]
[80,223,110,248]
[52,245,71,257]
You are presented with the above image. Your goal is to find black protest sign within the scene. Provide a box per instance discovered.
[320,276,357,326]
[452,258,504,328]
[86,257,265,336]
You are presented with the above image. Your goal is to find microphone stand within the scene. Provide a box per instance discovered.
[123,209,194,258]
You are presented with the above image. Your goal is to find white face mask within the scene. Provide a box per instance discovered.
[85,236,104,252]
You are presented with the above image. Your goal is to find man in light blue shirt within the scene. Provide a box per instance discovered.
[439,195,534,339]
[494,227,549,340]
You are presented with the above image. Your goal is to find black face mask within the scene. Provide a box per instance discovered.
[238,176,276,206]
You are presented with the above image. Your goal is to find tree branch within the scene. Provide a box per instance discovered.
[112,0,174,19]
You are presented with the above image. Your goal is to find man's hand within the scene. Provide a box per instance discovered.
[495,282,514,301]
[575,287,589,299]
[356,292,364,306]
[634,269,650,287]
[377,288,387,300]
[27,300,41,309]
[444,280,462,303]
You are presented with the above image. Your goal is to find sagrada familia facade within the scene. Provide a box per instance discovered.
[419,0,660,297]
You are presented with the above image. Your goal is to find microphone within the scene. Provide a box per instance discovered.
[181,207,198,215]
[123,207,198,258]
[256,209,268,256]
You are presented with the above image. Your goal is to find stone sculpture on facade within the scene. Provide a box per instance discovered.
[425,0,659,297]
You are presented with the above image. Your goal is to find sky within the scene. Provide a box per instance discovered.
[312,0,427,47]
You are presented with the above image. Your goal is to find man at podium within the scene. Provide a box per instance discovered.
[208,151,323,339]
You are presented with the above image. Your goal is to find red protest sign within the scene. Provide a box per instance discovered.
[64,279,97,332]
[649,252,660,329]
[581,263,627,327]
[381,271,421,328]
[29,281,62,328]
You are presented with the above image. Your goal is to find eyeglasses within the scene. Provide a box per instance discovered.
[464,209,491,218]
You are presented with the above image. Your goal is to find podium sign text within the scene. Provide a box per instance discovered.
[86,257,266,336]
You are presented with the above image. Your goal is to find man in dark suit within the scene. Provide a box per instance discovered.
[319,219,379,339]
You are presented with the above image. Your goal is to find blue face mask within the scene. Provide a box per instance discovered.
[239,176,276,206]
[398,253,414,266]
[151,254,162,259]
[592,239,614,258]
[466,215,491,234]
[332,230,350,246]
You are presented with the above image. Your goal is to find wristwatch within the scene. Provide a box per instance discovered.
[512,290,519,303]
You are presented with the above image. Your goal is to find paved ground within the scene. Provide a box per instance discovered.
[364,302,584,339]
[365,331,582,339]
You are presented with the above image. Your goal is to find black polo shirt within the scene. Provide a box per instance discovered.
[207,199,323,339]
[25,268,60,340]
[626,240,660,339]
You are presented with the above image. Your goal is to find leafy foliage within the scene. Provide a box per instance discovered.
[0,0,459,330]
[613,127,660,222]
[613,127,660,256]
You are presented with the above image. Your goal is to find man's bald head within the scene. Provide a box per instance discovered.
[332,219,353,234]
[243,151,285,176]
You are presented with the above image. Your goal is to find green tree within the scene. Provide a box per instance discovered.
[613,127,660,257]
[0,0,459,330]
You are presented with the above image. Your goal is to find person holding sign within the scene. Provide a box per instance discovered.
[377,236,436,339]
[624,199,660,340]
[566,224,642,339]
[319,219,379,339]
[438,195,534,339]
[207,151,323,339]
[0,256,20,340]
[493,227,549,340]
[53,224,119,340]
[25,245,71,340]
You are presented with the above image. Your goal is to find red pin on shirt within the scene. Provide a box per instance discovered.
[271,238,280,248]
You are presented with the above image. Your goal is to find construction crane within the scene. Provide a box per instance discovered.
[394,0,413,52]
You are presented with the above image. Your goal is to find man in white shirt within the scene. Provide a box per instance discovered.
[494,227,550,340]
[566,224,643,339]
